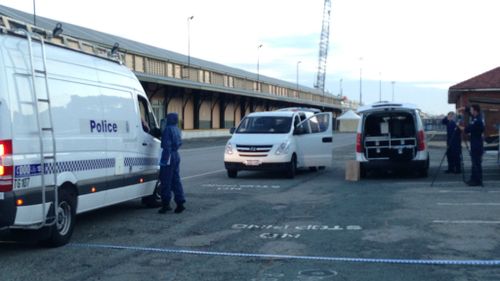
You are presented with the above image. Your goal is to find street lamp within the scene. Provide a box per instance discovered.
[391,81,395,102]
[187,16,194,78]
[257,44,263,89]
[296,61,301,92]
[379,72,382,102]
[359,57,363,105]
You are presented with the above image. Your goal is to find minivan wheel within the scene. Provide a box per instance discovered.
[286,155,297,179]
[227,169,238,178]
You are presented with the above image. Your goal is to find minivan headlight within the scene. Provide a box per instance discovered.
[225,142,234,155]
[275,141,291,155]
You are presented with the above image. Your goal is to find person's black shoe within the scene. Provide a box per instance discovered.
[444,170,453,174]
[158,204,172,214]
[174,204,185,214]
[453,170,461,174]
[467,181,481,187]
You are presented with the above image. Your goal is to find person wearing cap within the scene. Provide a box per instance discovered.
[459,104,484,186]
[441,112,461,174]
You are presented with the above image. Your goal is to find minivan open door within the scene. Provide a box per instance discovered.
[294,112,333,167]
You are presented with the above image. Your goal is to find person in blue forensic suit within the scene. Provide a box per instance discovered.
[459,104,484,187]
[158,113,186,213]
[441,112,462,174]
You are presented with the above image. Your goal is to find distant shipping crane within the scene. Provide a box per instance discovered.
[314,0,332,94]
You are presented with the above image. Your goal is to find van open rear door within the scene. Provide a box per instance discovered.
[294,112,333,167]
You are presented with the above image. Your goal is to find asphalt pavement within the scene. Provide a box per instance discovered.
[1,133,499,281]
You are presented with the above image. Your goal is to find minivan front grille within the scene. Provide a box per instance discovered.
[236,145,273,157]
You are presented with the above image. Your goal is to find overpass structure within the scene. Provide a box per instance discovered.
[0,5,343,131]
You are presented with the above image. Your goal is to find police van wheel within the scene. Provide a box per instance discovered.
[41,189,76,247]
[286,155,297,179]
[142,180,162,208]
[227,169,238,178]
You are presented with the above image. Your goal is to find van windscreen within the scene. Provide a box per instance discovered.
[236,116,292,134]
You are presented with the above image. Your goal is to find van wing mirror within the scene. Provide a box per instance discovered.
[230,127,236,134]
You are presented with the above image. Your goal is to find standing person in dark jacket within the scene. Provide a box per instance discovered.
[459,105,484,186]
[441,112,462,174]
[158,113,186,213]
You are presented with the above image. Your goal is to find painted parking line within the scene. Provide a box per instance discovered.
[181,169,226,180]
[70,243,500,266]
[437,203,500,206]
[433,220,500,224]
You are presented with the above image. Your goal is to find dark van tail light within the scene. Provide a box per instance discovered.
[417,130,426,151]
[356,133,363,153]
[0,139,13,192]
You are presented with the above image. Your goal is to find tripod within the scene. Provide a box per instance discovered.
[431,126,465,187]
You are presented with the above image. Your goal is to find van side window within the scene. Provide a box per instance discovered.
[138,97,150,133]
[298,113,330,134]
[137,96,159,138]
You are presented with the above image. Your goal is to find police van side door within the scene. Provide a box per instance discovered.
[136,94,161,171]
[294,112,333,167]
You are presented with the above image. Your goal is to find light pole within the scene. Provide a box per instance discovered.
[187,16,194,79]
[33,0,37,25]
[339,78,343,96]
[391,81,395,102]
[257,44,263,91]
[296,61,301,92]
[379,72,382,102]
[359,57,363,105]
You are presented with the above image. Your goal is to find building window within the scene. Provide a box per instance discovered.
[167,63,173,77]
[224,75,234,88]
[174,65,182,79]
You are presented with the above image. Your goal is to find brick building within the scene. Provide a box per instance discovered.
[448,67,500,139]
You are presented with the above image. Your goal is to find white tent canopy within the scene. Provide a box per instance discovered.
[337,110,361,120]
[337,110,360,132]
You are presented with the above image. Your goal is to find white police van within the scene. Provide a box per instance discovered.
[224,109,333,178]
[0,24,161,246]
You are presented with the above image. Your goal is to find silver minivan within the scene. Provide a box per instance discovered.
[355,102,430,177]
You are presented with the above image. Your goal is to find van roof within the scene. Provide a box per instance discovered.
[247,111,296,117]
[276,107,321,113]
[357,101,420,113]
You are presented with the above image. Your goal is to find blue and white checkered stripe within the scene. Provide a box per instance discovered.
[46,159,115,174]
[15,157,158,178]
[124,157,158,167]
[15,158,115,178]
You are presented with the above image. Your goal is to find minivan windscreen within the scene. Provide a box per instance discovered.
[236,116,292,134]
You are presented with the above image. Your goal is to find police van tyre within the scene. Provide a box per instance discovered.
[227,169,238,178]
[142,180,162,208]
[41,188,76,247]
[286,154,297,179]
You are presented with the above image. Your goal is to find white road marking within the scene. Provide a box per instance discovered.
[180,146,225,153]
[437,202,500,206]
[181,169,226,180]
[433,220,500,224]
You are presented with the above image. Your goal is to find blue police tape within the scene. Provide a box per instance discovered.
[71,243,500,266]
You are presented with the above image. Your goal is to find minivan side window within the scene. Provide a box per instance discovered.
[297,113,330,134]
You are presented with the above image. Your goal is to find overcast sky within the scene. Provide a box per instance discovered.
[2,0,499,114]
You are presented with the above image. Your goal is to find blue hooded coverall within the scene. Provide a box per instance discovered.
[465,114,484,185]
[159,113,185,206]
[441,117,462,173]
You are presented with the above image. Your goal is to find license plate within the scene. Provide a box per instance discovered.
[245,160,261,166]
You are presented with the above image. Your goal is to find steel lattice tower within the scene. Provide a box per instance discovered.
[314,0,331,94]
